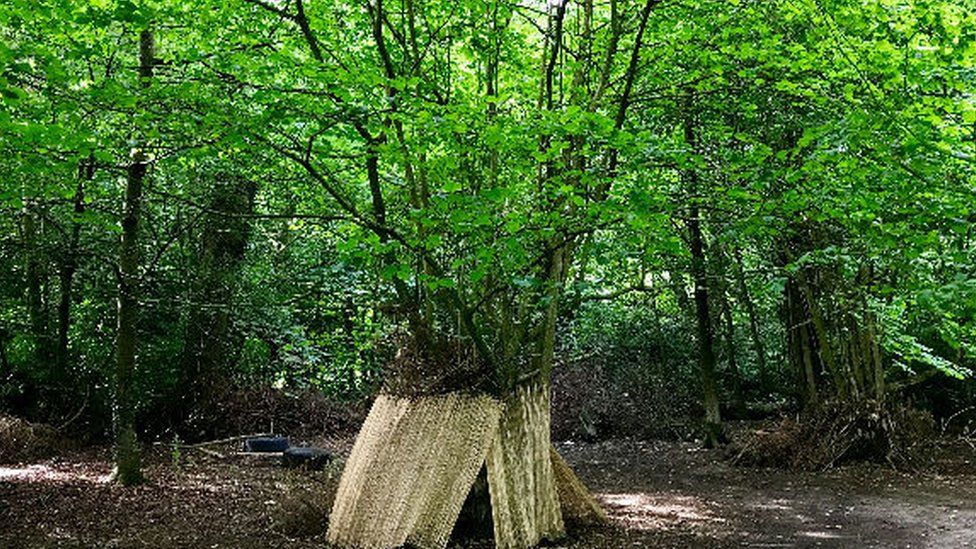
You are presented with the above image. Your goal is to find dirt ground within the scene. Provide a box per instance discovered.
[2,436,976,548]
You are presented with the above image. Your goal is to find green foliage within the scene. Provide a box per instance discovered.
[0,0,973,438]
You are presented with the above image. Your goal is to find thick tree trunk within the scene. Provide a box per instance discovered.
[113,29,153,486]
[180,177,256,412]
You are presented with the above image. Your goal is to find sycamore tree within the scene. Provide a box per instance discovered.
[148,0,663,454]
[155,0,667,538]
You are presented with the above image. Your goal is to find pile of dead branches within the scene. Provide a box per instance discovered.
[729,399,935,471]
[381,330,493,397]
[0,414,68,463]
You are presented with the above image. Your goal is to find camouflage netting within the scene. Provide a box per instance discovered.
[485,383,564,548]
[327,392,503,548]
[329,383,582,549]
[550,446,608,527]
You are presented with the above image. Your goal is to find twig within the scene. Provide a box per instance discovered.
[154,432,275,449]
[56,389,90,433]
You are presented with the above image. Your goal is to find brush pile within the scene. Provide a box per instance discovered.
[729,399,935,470]
[381,330,493,397]
[0,414,67,463]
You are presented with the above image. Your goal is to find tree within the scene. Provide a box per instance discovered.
[113,27,155,487]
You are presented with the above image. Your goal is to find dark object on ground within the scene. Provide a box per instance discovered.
[728,399,936,470]
[244,436,289,453]
[282,446,332,470]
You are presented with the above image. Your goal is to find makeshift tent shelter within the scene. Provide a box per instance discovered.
[327,383,605,548]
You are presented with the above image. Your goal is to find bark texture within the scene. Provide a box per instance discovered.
[683,97,723,446]
[113,28,153,487]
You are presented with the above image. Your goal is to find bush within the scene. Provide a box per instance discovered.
[208,385,365,442]
[147,384,368,443]
[552,302,700,441]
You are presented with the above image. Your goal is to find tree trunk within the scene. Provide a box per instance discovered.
[733,248,768,391]
[794,267,845,398]
[689,208,723,446]
[0,327,9,380]
[113,29,153,487]
[22,201,51,368]
[683,97,723,447]
[720,289,746,418]
[866,311,884,401]
[55,166,90,381]
[180,176,256,415]
[785,277,819,409]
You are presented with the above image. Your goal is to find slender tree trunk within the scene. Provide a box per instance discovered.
[799,323,819,406]
[22,201,51,368]
[683,98,723,447]
[0,327,9,380]
[55,165,90,381]
[720,289,746,418]
[733,248,768,391]
[684,95,724,447]
[794,268,844,398]
[866,312,884,401]
[689,210,723,446]
[113,29,153,486]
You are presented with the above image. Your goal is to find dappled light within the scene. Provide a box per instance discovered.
[2,0,975,546]
[599,492,723,531]
[0,463,111,485]
[800,530,846,540]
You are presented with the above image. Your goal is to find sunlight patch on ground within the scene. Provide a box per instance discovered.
[0,464,111,484]
[166,473,234,494]
[753,498,793,512]
[800,530,846,540]
[598,492,725,531]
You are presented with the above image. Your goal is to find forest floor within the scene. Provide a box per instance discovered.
[2,433,976,548]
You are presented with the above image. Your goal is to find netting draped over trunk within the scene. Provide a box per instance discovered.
[328,383,600,548]
[485,383,564,548]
